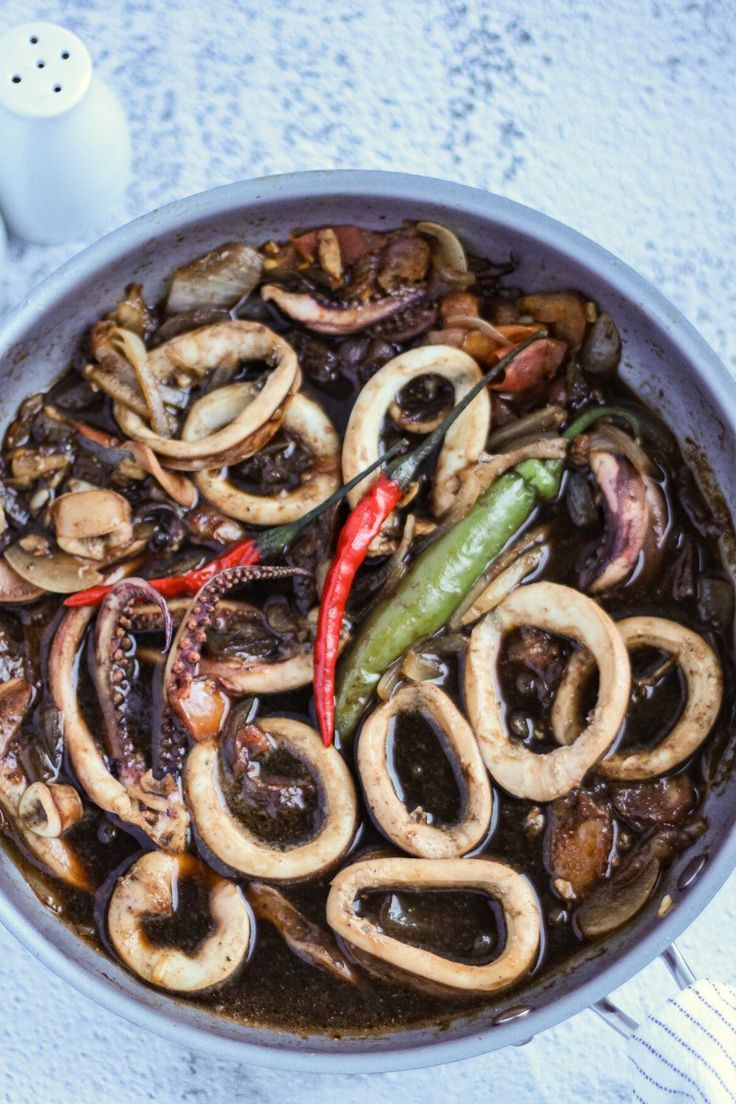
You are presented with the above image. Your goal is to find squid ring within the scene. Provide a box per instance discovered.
[185,716,358,881]
[464,581,631,801]
[341,346,491,549]
[551,615,722,780]
[107,852,251,991]
[357,684,492,858]
[114,322,299,470]
[326,857,541,996]
[194,391,340,525]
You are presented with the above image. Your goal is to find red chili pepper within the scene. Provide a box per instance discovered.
[313,472,404,745]
[314,330,547,746]
[63,444,406,608]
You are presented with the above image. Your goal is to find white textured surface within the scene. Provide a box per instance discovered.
[0,1,734,1101]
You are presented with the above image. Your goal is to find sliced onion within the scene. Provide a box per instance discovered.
[449,530,550,630]
[487,406,566,451]
[401,649,445,683]
[167,242,263,314]
[109,327,171,437]
[416,222,475,288]
[125,443,198,508]
[444,314,508,344]
[575,857,659,939]
[589,423,653,476]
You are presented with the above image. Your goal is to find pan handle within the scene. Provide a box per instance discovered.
[592,942,696,1037]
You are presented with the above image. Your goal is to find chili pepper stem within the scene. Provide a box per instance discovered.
[563,405,641,440]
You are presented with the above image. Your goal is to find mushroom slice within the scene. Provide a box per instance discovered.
[195,392,340,525]
[52,489,133,562]
[0,678,91,890]
[114,322,299,470]
[465,582,631,801]
[326,857,540,996]
[0,559,44,603]
[357,684,492,858]
[551,616,722,780]
[342,345,490,536]
[107,852,251,992]
[185,716,357,881]
[4,541,105,595]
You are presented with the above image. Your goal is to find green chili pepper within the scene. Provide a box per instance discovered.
[333,403,638,741]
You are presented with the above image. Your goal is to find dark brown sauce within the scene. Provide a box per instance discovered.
[141,872,215,955]
[356,889,505,965]
[387,710,464,826]
[0,230,734,1037]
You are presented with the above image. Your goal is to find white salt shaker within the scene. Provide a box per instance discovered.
[0,22,131,244]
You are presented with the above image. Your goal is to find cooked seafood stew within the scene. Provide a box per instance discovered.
[0,221,733,1034]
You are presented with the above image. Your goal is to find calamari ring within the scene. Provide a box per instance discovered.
[193,391,340,525]
[464,581,631,801]
[357,684,492,858]
[551,615,722,780]
[185,716,357,881]
[341,346,491,548]
[326,857,540,996]
[107,852,251,991]
[114,322,299,470]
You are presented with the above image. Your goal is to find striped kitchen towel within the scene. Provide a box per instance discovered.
[629,979,736,1103]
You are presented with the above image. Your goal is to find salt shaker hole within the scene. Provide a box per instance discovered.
[29,35,38,44]
[53,85,62,93]
[61,51,70,60]
[11,75,21,84]
[36,60,45,69]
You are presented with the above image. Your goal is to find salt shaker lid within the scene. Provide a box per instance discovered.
[0,22,92,119]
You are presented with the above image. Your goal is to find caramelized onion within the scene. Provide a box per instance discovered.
[167,242,262,314]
